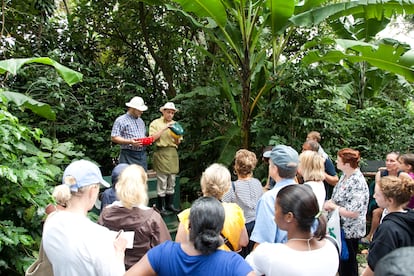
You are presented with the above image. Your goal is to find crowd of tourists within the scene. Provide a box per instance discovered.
[31,97,414,276]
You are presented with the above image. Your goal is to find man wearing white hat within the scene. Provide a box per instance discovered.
[149,102,182,214]
[111,96,150,170]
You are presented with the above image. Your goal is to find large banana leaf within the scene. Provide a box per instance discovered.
[0,91,56,120]
[168,0,414,152]
[303,39,414,82]
[294,0,327,14]
[0,57,83,120]
[266,0,295,35]
[0,57,83,86]
[168,0,227,27]
[290,0,414,27]
[329,16,390,41]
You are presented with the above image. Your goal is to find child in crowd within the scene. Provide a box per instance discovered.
[362,175,414,276]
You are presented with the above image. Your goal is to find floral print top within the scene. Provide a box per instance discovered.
[331,168,369,239]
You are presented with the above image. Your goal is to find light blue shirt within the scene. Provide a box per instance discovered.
[250,178,296,244]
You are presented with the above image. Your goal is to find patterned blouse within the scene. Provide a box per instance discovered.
[331,168,369,239]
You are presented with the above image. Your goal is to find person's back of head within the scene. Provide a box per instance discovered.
[375,247,414,276]
[234,149,257,177]
[277,184,327,239]
[189,197,225,255]
[269,145,299,179]
[307,131,321,142]
[111,163,129,187]
[299,150,325,182]
[116,164,148,209]
[53,159,110,209]
[338,148,361,169]
[302,140,320,152]
[200,163,231,200]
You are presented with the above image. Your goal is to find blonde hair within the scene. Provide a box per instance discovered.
[53,176,98,207]
[52,184,71,207]
[200,163,231,200]
[116,164,148,209]
[234,149,257,177]
[379,175,414,206]
[299,150,325,182]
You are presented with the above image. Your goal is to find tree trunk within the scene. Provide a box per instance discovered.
[241,50,251,149]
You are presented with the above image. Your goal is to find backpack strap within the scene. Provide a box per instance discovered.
[221,233,235,251]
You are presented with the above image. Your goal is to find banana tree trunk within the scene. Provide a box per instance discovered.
[241,54,251,149]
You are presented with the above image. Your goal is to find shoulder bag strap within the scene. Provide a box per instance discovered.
[325,235,340,255]
[220,233,235,251]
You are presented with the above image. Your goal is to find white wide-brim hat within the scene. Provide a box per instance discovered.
[160,102,178,112]
[126,96,148,111]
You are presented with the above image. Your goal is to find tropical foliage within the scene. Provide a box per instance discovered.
[167,0,414,161]
[0,58,83,274]
[1,0,414,274]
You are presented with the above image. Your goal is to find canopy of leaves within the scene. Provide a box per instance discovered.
[1,1,414,273]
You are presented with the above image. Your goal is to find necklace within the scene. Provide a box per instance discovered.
[288,237,313,251]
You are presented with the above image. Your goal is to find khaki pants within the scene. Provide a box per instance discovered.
[156,173,176,196]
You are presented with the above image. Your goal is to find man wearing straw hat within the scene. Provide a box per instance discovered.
[149,102,182,215]
[111,96,150,170]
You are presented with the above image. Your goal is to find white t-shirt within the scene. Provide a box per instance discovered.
[246,239,339,276]
[43,211,125,276]
[304,181,326,211]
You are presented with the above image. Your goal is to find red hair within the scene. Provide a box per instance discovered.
[338,148,360,169]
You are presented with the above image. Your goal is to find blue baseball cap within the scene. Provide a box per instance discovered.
[270,145,299,171]
[62,160,110,192]
[111,163,129,187]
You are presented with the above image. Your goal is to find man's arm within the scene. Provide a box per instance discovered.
[324,158,338,186]
[324,173,339,186]
[149,121,172,141]
[111,136,142,147]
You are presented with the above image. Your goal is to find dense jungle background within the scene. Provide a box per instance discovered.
[1,0,414,274]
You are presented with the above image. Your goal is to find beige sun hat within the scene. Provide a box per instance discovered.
[125,96,148,111]
[160,102,178,112]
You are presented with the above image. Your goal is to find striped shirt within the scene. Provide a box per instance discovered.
[111,113,146,151]
[222,178,263,223]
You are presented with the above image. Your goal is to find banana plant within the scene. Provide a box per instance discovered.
[299,1,414,108]
[0,57,83,120]
[167,0,414,162]
[167,0,296,158]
